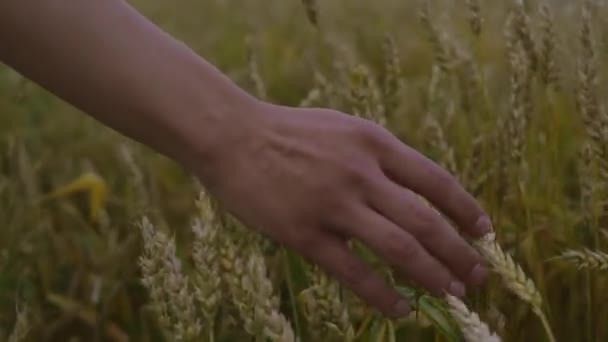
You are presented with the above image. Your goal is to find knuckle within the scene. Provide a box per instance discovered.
[354,118,386,146]
[408,208,441,241]
[326,201,359,229]
[347,166,371,189]
[461,248,483,271]
[291,229,321,251]
[383,230,419,262]
[339,260,371,287]
[433,169,458,194]
[340,159,375,192]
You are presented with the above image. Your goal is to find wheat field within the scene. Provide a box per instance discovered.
[1,0,608,341]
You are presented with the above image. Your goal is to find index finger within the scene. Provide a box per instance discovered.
[376,133,492,237]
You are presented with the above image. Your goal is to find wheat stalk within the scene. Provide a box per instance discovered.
[347,64,386,125]
[299,265,354,341]
[419,2,454,74]
[221,221,295,342]
[538,1,560,90]
[462,135,490,194]
[510,0,538,72]
[8,304,30,342]
[139,217,201,341]
[557,249,608,270]
[465,0,482,36]
[474,233,555,342]
[299,70,334,108]
[426,63,457,176]
[454,50,485,119]
[506,38,531,171]
[446,295,501,342]
[191,192,223,336]
[577,0,608,196]
[246,36,267,101]
[382,33,403,117]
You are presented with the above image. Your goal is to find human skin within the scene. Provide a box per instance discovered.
[0,0,491,318]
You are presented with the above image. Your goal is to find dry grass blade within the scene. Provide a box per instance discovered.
[577,0,608,189]
[347,64,386,125]
[299,70,334,108]
[6,1,608,341]
[506,39,531,170]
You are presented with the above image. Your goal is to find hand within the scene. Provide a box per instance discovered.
[190,101,491,318]
[0,0,489,319]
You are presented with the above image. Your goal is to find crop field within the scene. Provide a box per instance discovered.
[1,0,608,341]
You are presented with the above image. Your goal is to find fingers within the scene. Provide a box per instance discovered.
[376,134,491,237]
[368,179,488,286]
[304,231,411,318]
[344,207,466,298]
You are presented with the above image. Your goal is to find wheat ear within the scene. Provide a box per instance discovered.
[474,233,555,342]
[446,295,501,342]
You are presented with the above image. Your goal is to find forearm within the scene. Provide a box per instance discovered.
[0,0,257,167]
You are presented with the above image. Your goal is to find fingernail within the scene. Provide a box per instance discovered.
[393,299,410,317]
[448,281,466,297]
[474,216,492,236]
[468,264,489,286]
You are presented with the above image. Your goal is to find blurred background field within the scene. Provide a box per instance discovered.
[1,0,608,341]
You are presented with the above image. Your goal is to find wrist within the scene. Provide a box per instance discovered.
[153,46,265,177]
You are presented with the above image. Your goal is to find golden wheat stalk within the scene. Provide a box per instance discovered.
[425,63,457,176]
[219,219,295,342]
[246,36,267,101]
[474,233,541,312]
[465,0,482,36]
[446,295,501,342]
[138,217,202,341]
[557,249,608,270]
[474,233,555,342]
[577,0,608,191]
[454,50,485,119]
[419,2,454,74]
[382,33,402,117]
[426,110,457,175]
[299,265,354,341]
[509,0,538,72]
[191,219,222,320]
[538,1,560,90]
[8,304,30,342]
[347,63,386,126]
